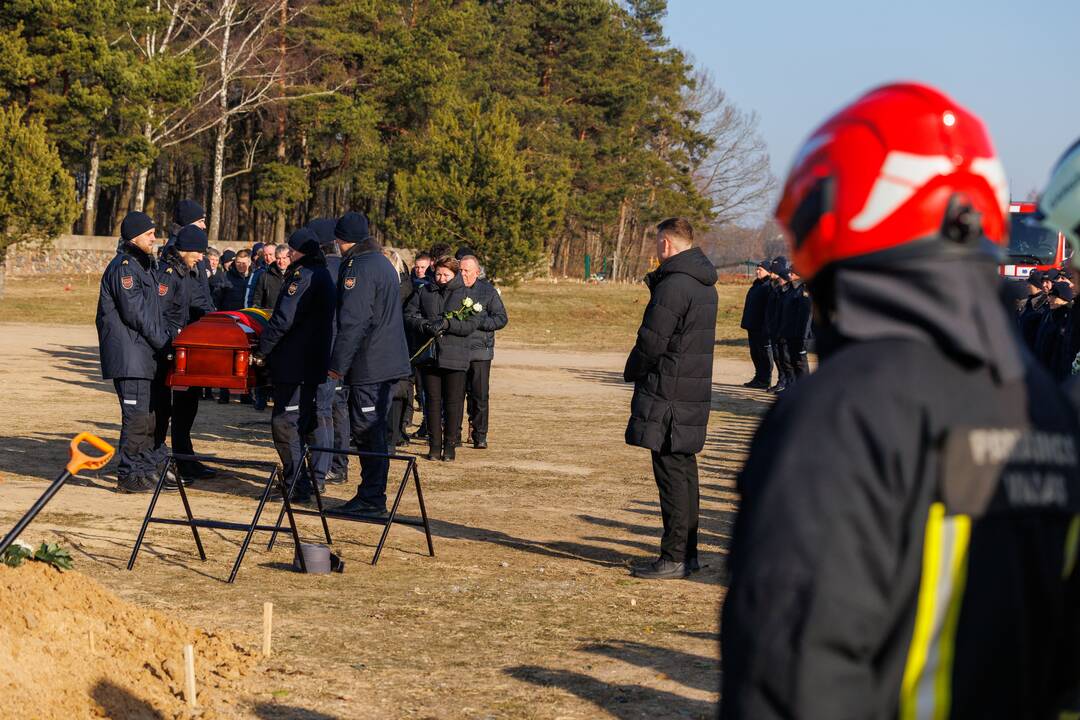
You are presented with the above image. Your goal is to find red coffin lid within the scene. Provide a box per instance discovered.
[173,315,256,349]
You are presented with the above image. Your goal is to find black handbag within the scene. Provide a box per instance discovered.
[412,337,437,367]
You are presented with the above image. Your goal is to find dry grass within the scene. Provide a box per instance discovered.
[0,273,755,358]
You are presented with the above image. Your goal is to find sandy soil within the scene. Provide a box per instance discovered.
[0,323,770,719]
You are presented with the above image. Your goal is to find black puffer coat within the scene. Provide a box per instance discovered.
[740,278,770,332]
[624,247,718,454]
[404,274,479,372]
[464,278,509,362]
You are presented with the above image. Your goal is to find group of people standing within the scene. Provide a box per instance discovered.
[96,200,507,521]
[1014,267,1079,380]
[738,256,812,392]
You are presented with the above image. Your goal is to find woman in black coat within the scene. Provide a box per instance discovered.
[404,256,478,461]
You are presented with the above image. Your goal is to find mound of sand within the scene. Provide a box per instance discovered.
[0,562,256,719]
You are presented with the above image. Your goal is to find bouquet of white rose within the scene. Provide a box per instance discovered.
[410,297,484,364]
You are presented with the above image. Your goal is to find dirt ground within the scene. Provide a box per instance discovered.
[0,320,770,719]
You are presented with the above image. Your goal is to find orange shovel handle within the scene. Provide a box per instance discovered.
[66,432,115,475]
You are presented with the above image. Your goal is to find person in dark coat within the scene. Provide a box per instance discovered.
[215,248,252,311]
[721,84,1080,718]
[96,212,171,493]
[765,260,792,392]
[1033,281,1073,380]
[251,245,288,309]
[152,226,217,483]
[404,256,480,461]
[409,253,435,440]
[1018,270,1049,349]
[307,217,351,485]
[255,229,335,499]
[460,254,508,449]
[328,212,411,517]
[624,218,718,580]
[778,268,813,385]
[739,261,773,388]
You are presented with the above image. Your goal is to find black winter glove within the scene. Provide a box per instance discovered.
[426,318,450,337]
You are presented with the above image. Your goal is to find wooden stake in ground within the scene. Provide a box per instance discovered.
[88,629,95,653]
[183,644,197,708]
[263,601,273,657]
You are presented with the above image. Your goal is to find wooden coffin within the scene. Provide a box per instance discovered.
[167,309,270,390]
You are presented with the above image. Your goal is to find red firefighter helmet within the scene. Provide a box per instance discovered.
[775,82,1009,281]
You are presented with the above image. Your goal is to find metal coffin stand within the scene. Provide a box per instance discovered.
[266,447,435,566]
[127,453,313,583]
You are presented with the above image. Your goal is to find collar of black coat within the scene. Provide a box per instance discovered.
[646,247,718,289]
[120,242,153,272]
[160,246,191,275]
[810,237,1024,383]
[341,238,382,258]
[435,274,465,293]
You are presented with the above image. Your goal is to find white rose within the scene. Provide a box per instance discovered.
[473,303,483,312]
[462,297,474,308]
[13,539,34,553]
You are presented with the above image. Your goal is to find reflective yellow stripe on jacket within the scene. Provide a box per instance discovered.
[900,502,972,720]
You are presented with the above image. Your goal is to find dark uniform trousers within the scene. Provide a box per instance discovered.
[114,378,158,481]
[388,379,413,447]
[785,337,810,380]
[652,436,699,564]
[770,338,786,385]
[746,330,772,384]
[776,339,795,387]
[314,379,352,479]
[348,381,394,508]
[152,373,201,458]
[270,383,320,489]
[465,360,491,441]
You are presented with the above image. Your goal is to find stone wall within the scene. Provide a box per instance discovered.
[6,235,117,276]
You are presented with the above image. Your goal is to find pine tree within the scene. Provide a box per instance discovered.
[392,98,566,283]
[0,105,78,296]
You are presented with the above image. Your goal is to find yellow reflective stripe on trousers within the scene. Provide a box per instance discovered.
[1063,515,1080,580]
[899,502,972,720]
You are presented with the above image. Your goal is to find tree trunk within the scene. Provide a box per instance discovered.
[273,0,287,246]
[112,167,135,236]
[0,245,8,300]
[133,122,153,210]
[209,119,228,243]
[613,197,628,282]
[82,136,100,235]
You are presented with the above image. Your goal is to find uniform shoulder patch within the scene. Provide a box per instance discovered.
[165,267,173,274]
[347,260,354,268]
[158,283,169,296]
[121,276,134,290]
[344,277,356,290]
[287,282,299,296]
[293,270,301,278]
[121,259,129,266]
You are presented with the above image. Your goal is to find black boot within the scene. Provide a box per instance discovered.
[426,443,442,462]
[631,558,689,580]
[442,443,456,462]
[473,435,488,450]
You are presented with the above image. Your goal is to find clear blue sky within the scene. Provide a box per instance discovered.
[664,0,1078,212]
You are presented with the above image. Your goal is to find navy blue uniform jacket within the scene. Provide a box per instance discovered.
[330,245,411,385]
[257,254,335,385]
[96,243,170,380]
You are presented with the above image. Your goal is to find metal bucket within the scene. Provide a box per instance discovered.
[294,543,331,574]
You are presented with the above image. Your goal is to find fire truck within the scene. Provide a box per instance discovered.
[999,201,1068,280]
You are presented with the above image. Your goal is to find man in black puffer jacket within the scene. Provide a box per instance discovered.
[460,254,508,449]
[739,261,773,388]
[624,218,718,580]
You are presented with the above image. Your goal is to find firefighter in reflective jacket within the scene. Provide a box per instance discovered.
[95,212,171,493]
[720,83,1080,718]
[253,228,335,500]
[153,225,216,483]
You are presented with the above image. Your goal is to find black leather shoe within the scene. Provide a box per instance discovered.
[631,558,689,580]
[178,461,216,480]
[443,445,456,462]
[687,557,701,573]
[336,496,389,519]
[745,379,770,389]
[162,467,190,490]
[473,438,488,450]
[324,470,348,485]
